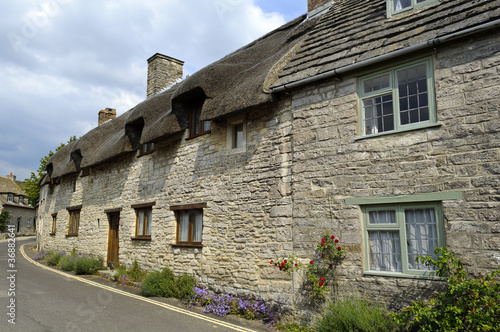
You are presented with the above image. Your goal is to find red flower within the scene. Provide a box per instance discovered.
[310,261,314,265]
[329,264,332,267]
[295,263,298,266]
[335,239,339,243]
[321,277,325,281]
[284,260,287,264]
[270,260,273,264]
[319,282,324,287]
[321,254,325,258]
[331,235,335,239]
[337,246,342,251]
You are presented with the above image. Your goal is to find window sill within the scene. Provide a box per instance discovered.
[363,271,444,281]
[131,236,151,241]
[172,243,203,248]
[66,234,78,237]
[49,233,56,236]
[186,131,211,141]
[355,122,443,141]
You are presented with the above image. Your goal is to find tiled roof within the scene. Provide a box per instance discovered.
[0,176,23,195]
[272,0,500,88]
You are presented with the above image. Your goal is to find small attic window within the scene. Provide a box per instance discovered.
[125,117,145,151]
[387,0,438,17]
[138,142,154,157]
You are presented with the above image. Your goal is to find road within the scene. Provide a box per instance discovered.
[0,236,267,332]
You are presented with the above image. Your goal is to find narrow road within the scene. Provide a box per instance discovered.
[0,236,267,332]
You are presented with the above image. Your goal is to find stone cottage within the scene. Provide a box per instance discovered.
[38,0,500,311]
[1,174,36,235]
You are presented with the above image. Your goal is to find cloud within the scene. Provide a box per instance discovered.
[0,0,296,181]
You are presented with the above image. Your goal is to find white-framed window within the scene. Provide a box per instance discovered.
[227,117,246,151]
[387,0,439,17]
[358,58,437,137]
[27,217,31,228]
[7,194,13,203]
[363,202,445,277]
[19,196,24,204]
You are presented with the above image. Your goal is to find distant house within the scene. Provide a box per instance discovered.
[38,0,500,311]
[1,174,36,235]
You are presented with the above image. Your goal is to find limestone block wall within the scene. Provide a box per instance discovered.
[38,98,297,306]
[289,32,500,308]
[3,205,36,235]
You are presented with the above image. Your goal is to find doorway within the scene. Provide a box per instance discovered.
[107,212,120,268]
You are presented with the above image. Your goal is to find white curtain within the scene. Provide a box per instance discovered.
[146,210,152,236]
[406,208,437,270]
[192,212,203,242]
[369,231,402,272]
[138,210,144,235]
[180,213,189,242]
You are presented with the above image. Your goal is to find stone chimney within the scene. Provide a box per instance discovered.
[147,53,184,99]
[98,108,116,125]
[6,173,16,182]
[308,0,334,16]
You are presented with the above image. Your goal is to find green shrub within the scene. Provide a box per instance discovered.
[73,255,103,275]
[316,297,397,332]
[392,248,500,332]
[141,268,178,298]
[45,251,63,266]
[277,323,314,332]
[175,273,196,300]
[58,255,74,271]
[127,259,146,282]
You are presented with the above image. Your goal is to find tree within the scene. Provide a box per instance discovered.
[24,136,77,207]
[0,210,10,232]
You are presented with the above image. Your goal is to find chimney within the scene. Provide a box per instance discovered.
[98,108,116,125]
[6,173,16,182]
[308,0,334,16]
[147,53,184,99]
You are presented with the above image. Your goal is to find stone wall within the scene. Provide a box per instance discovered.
[38,97,297,307]
[3,205,36,236]
[289,31,500,308]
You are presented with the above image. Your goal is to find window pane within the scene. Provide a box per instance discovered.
[180,213,189,242]
[192,211,203,242]
[203,121,211,132]
[193,108,201,135]
[138,210,144,236]
[394,0,412,11]
[369,210,396,224]
[363,94,393,134]
[364,74,390,93]
[146,210,152,236]
[406,208,438,270]
[234,123,244,148]
[398,64,429,126]
[369,231,402,272]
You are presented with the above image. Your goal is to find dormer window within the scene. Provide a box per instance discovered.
[19,196,24,205]
[188,98,210,139]
[387,0,438,17]
[8,194,13,203]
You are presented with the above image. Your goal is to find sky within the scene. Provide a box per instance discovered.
[0,0,306,181]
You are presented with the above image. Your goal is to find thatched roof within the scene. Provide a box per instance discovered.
[172,15,313,121]
[44,0,500,180]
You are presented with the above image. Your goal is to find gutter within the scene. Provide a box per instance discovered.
[272,18,500,93]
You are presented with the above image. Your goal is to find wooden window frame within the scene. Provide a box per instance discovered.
[50,213,57,235]
[357,57,439,139]
[131,202,155,240]
[66,206,81,236]
[386,0,439,18]
[81,167,91,177]
[170,203,206,248]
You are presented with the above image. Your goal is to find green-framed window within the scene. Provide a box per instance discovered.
[362,202,445,278]
[386,0,439,17]
[358,58,437,137]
